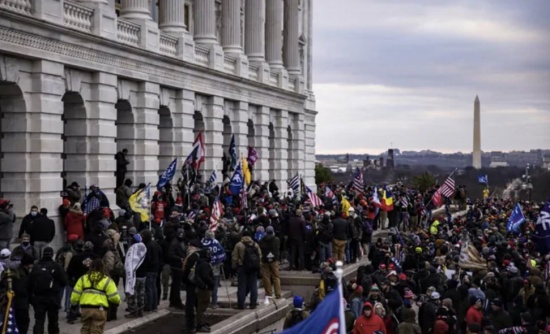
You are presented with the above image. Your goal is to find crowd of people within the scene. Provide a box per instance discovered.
[0,174,548,334]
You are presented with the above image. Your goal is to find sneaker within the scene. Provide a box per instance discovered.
[249,304,257,309]
[197,325,211,333]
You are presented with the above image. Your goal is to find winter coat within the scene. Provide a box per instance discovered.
[64,209,85,239]
[258,234,280,263]
[353,302,387,334]
[287,216,306,242]
[0,209,15,241]
[397,308,421,334]
[168,238,186,269]
[18,213,37,239]
[116,184,132,209]
[11,243,39,262]
[465,306,483,327]
[333,217,351,241]
[490,309,513,332]
[231,236,261,269]
[30,215,55,243]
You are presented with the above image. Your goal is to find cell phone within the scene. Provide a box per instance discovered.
[60,191,68,197]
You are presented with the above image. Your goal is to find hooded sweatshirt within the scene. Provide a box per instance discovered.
[231,236,262,269]
[397,308,422,334]
[353,302,387,334]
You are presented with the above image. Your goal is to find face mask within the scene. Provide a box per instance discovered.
[31,212,37,216]
[22,242,30,246]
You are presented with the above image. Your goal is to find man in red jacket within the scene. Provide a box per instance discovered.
[466,298,484,328]
[353,302,387,334]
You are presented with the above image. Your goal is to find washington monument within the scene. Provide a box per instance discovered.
[473,95,482,169]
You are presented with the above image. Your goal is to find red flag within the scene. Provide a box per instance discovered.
[432,189,443,208]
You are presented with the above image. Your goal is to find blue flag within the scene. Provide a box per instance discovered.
[533,197,550,254]
[279,289,344,334]
[229,134,237,170]
[507,203,525,233]
[478,175,488,184]
[229,163,243,195]
[157,158,177,189]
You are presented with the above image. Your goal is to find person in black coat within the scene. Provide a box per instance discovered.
[17,205,39,240]
[29,247,68,334]
[287,209,306,270]
[332,213,351,263]
[195,248,215,332]
[167,229,186,309]
[29,209,56,259]
[9,253,34,334]
[141,230,163,312]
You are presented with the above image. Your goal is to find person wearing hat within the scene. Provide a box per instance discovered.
[0,248,19,271]
[10,253,35,334]
[283,296,310,330]
[466,297,484,329]
[0,198,15,249]
[116,178,133,210]
[167,228,186,309]
[65,181,82,205]
[489,298,512,332]
[259,225,282,301]
[232,229,262,309]
[64,202,86,240]
[115,148,129,188]
[29,246,68,334]
[287,209,306,270]
[332,209,350,263]
[397,307,421,334]
[419,291,440,334]
[380,279,403,314]
[353,301,387,334]
[201,230,226,309]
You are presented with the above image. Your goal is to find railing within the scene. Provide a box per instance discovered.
[0,0,31,14]
[195,45,210,66]
[117,19,140,46]
[223,55,237,74]
[64,1,93,33]
[288,78,296,91]
[159,33,178,57]
[269,72,278,85]
[248,64,259,81]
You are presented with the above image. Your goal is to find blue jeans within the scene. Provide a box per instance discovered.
[237,267,258,308]
[145,272,159,311]
[58,286,73,313]
[318,242,332,263]
[351,297,364,319]
[345,240,351,263]
[211,275,220,305]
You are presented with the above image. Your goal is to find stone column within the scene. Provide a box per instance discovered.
[233,101,249,158]
[194,0,218,45]
[303,111,315,190]
[133,82,160,185]
[222,0,243,53]
[172,90,195,161]
[272,110,289,189]
[202,96,224,172]
[254,106,270,182]
[159,0,187,33]
[245,0,265,61]
[265,0,284,68]
[121,0,159,52]
[283,0,300,75]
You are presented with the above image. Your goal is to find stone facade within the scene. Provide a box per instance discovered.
[0,0,317,245]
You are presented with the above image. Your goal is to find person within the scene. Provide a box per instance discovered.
[10,253,34,334]
[182,240,203,333]
[11,233,39,262]
[332,211,350,262]
[30,208,56,259]
[259,225,282,300]
[18,205,39,240]
[287,209,306,270]
[397,308,422,334]
[283,296,310,330]
[100,238,124,321]
[70,259,121,334]
[168,228,186,309]
[497,312,537,334]
[116,178,133,210]
[141,229,162,312]
[466,297,484,328]
[195,247,215,333]
[64,202,86,240]
[201,230,226,308]
[317,214,334,264]
[65,181,82,205]
[232,229,262,309]
[29,247,68,334]
[115,148,129,189]
[126,234,147,318]
[353,301,387,334]
[0,199,15,249]
[489,298,512,332]
[420,291,440,334]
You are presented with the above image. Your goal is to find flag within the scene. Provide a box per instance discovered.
[129,185,151,222]
[352,167,364,195]
[325,186,334,199]
[478,174,488,185]
[401,195,409,208]
[229,162,243,195]
[533,197,550,255]
[183,132,205,171]
[209,197,224,232]
[341,196,351,214]
[84,190,100,215]
[432,189,443,208]
[458,232,487,270]
[289,174,300,194]
[0,292,18,334]
[157,158,177,189]
[381,185,394,211]
[279,289,344,334]
[247,146,258,166]
[229,134,237,170]
[205,170,218,190]
[507,203,525,233]
[439,176,456,198]
[306,185,323,208]
[242,157,251,186]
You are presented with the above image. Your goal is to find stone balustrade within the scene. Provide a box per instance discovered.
[117,19,140,46]
[159,33,178,56]
[64,1,93,33]
[223,55,237,74]
[0,0,31,14]
[195,45,210,66]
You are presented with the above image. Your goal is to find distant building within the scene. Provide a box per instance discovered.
[543,155,550,171]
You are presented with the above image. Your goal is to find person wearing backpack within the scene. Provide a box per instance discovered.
[283,296,310,329]
[317,214,334,264]
[259,226,281,300]
[29,247,68,334]
[232,229,262,309]
[182,239,204,333]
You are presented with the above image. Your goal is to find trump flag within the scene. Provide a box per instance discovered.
[533,197,550,255]
[507,203,525,233]
[279,288,344,334]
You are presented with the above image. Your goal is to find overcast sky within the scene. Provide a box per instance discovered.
[312,0,550,154]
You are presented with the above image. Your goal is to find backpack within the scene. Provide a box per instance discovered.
[243,242,260,273]
[288,309,304,328]
[362,220,373,234]
[55,249,72,269]
[320,224,333,243]
[32,262,55,294]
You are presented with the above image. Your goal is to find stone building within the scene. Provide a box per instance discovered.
[0,0,317,236]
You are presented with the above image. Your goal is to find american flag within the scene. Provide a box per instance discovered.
[209,198,224,231]
[306,185,323,208]
[352,167,365,195]
[401,195,409,208]
[0,303,19,333]
[325,186,338,207]
[289,174,300,194]
[187,210,196,221]
[439,176,456,198]
[85,193,100,214]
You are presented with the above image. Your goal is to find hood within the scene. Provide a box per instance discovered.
[263,234,275,241]
[403,308,416,322]
[362,302,373,316]
[241,236,254,245]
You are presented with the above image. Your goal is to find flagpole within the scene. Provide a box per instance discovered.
[423,168,459,214]
[147,182,152,232]
[186,166,191,211]
[335,261,346,334]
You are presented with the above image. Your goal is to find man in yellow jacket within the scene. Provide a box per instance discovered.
[70,259,120,333]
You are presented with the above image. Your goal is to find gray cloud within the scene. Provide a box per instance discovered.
[312,0,550,154]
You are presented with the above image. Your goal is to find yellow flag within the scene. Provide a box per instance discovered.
[129,186,150,222]
[341,196,351,214]
[242,157,251,186]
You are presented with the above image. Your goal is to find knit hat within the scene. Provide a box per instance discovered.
[67,234,79,242]
[266,226,275,234]
[404,290,414,299]
[21,253,34,266]
[491,298,503,308]
[370,284,380,291]
[42,247,54,259]
[133,234,142,243]
[84,241,94,251]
